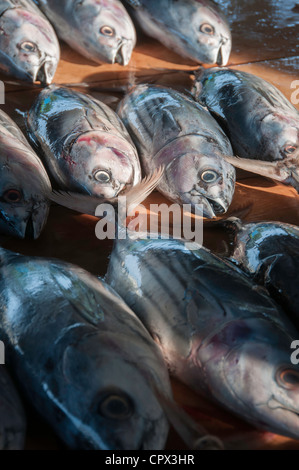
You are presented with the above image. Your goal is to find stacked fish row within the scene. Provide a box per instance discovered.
[0,0,232,84]
[0,0,299,452]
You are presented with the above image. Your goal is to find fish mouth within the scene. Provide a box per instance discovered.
[36,59,57,85]
[215,37,231,66]
[25,215,35,240]
[113,41,133,66]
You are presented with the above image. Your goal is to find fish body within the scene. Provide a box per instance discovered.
[0,366,26,449]
[35,0,136,65]
[194,68,299,191]
[26,86,142,199]
[0,0,60,84]
[0,248,171,449]
[0,109,51,239]
[228,219,299,330]
[106,234,299,439]
[117,84,235,218]
[124,0,231,65]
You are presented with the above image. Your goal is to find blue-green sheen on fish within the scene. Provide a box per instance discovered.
[26,85,142,200]
[0,109,51,239]
[106,233,299,439]
[0,0,60,84]
[226,218,299,331]
[35,0,136,65]
[124,0,231,65]
[194,68,299,191]
[117,84,235,218]
[0,366,26,449]
[0,248,172,449]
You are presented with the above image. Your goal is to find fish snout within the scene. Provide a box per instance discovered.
[113,40,134,66]
[25,200,50,240]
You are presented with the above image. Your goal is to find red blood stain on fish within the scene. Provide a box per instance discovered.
[62,153,77,166]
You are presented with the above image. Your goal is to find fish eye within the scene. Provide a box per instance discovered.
[200,23,215,35]
[98,394,133,420]
[201,170,219,183]
[276,368,299,390]
[284,145,297,155]
[94,170,111,183]
[19,41,37,53]
[100,26,115,37]
[2,189,22,203]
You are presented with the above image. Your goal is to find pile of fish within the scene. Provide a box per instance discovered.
[0,0,233,83]
[0,0,299,452]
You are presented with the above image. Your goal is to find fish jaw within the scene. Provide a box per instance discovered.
[35,57,59,85]
[112,40,135,66]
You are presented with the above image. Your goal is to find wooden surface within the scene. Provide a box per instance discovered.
[1,0,299,450]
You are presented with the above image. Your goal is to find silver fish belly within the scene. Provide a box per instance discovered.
[35,0,136,65]
[0,248,171,450]
[194,67,299,192]
[124,0,231,65]
[0,0,60,84]
[117,84,235,218]
[0,366,26,450]
[0,109,51,239]
[26,85,142,199]
[107,234,299,439]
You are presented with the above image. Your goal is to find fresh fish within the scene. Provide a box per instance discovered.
[106,233,299,439]
[0,366,26,449]
[194,68,299,191]
[117,84,236,218]
[0,109,51,239]
[124,0,231,65]
[0,0,60,84]
[26,85,142,200]
[226,218,299,331]
[35,0,136,65]
[0,248,173,450]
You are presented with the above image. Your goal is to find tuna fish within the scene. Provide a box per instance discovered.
[226,218,299,331]
[0,109,51,239]
[0,248,173,450]
[106,233,299,439]
[35,0,136,65]
[124,0,231,65]
[0,366,26,449]
[0,0,60,84]
[26,85,142,200]
[193,68,299,192]
[117,84,236,218]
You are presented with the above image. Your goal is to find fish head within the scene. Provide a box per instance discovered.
[170,0,231,65]
[217,318,299,438]
[64,130,141,198]
[73,0,136,65]
[0,8,60,84]
[165,151,235,218]
[0,139,51,239]
[260,114,299,161]
[61,332,169,449]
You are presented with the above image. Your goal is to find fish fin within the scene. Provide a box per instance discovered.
[222,155,289,182]
[154,390,224,450]
[48,167,164,216]
[124,166,164,213]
